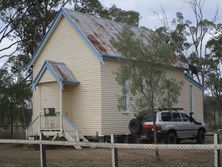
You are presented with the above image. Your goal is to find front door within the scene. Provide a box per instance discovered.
[40,82,59,111]
[39,82,60,130]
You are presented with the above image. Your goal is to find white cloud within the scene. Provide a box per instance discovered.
[99,0,222,29]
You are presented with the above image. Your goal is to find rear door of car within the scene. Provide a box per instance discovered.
[171,112,184,138]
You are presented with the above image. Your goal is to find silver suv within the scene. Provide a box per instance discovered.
[129,108,206,144]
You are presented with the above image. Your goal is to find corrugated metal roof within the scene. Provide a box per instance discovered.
[65,9,188,69]
[66,9,152,56]
[47,60,79,85]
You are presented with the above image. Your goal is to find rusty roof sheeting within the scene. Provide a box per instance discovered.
[66,9,152,56]
[48,60,79,85]
[65,9,188,69]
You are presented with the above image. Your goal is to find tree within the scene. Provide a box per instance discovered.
[156,0,221,88]
[0,62,32,138]
[0,0,71,58]
[74,1,140,26]
[104,5,140,27]
[113,27,182,158]
[204,34,222,123]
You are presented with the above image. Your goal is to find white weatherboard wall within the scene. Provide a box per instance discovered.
[101,62,204,135]
[166,69,186,110]
[184,79,204,122]
[32,17,102,136]
[39,69,56,84]
[165,69,203,121]
[101,60,135,135]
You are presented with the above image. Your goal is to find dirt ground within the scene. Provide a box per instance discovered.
[0,143,216,167]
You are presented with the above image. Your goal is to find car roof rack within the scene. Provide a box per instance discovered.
[156,108,184,111]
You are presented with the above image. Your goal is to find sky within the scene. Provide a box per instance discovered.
[99,0,222,29]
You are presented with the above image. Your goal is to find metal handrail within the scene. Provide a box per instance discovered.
[62,113,80,132]
[26,115,40,137]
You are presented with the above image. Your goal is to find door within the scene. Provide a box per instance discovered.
[40,82,59,111]
[39,82,60,130]
[172,112,183,138]
[181,113,197,137]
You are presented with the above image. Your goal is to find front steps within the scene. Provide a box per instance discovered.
[26,112,88,148]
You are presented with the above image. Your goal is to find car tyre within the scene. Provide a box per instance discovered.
[196,130,205,144]
[128,118,142,134]
[165,132,177,144]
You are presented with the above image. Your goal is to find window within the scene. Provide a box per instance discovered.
[122,81,128,112]
[172,113,182,122]
[181,113,190,122]
[161,112,172,121]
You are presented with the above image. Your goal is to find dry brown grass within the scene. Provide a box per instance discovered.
[0,143,216,167]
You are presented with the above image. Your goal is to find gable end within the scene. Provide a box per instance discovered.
[27,8,103,71]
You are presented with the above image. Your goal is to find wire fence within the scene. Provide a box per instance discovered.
[0,134,221,167]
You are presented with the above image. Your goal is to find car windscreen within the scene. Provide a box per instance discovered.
[161,112,172,121]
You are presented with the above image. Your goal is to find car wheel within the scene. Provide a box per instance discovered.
[165,132,177,144]
[128,118,142,134]
[196,130,205,144]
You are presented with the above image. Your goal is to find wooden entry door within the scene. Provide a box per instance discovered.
[39,82,60,130]
[39,82,59,111]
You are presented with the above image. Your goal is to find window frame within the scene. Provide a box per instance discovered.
[161,112,172,122]
[122,81,129,114]
[172,112,182,122]
[181,113,191,122]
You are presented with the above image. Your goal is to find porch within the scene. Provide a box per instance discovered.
[27,60,88,142]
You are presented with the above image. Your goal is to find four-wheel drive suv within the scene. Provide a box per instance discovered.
[128,108,207,144]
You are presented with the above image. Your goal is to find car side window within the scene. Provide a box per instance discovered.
[172,113,182,122]
[161,112,172,121]
[181,113,190,122]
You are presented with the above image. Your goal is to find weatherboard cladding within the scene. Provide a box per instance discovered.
[32,17,102,136]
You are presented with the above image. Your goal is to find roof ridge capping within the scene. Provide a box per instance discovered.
[63,8,153,33]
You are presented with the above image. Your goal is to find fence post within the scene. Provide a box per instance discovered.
[214,133,220,167]
[40,132,47,167]
[111,134,119,167]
